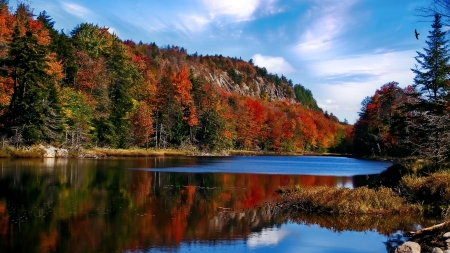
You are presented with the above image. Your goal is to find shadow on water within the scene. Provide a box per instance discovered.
[0,157,433,253]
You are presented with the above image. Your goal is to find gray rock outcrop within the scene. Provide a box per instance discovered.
[193,65,295,102]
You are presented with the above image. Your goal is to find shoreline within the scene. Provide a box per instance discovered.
[0,145,357,159]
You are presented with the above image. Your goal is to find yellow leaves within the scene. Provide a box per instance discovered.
[62,108,73,120]
[45,53,64,82]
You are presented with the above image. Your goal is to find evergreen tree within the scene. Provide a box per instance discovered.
[4,13,61,143]
[410,13,450,169]
[107,38,139,148]
[412,14,450,101]
[294,84,320,111]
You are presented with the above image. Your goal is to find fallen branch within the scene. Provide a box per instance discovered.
[407,220,450,235]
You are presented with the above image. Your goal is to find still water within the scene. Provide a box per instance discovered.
[0,156,425,253]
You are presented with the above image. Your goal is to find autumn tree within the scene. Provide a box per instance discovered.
[171,67,198,143]
[0,0,13,120]
[60,87,95,146]
[131,102,153,148]
[352,82,406,156]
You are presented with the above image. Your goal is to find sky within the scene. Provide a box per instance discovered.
[28,0,432,123]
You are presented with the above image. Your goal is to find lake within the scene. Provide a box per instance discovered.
[0,156,427,252]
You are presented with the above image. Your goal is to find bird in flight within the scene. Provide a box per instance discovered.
[415,29,420,40]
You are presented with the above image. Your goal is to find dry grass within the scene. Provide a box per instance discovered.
[84,148,192,157]
[400,171,450,206]
[0,149,9,158]
[228,150,263,156]
[278,185,421,215]
[8,147,45,158]
[227,150,303,156]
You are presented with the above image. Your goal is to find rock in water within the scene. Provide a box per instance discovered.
[442,232,450,240]
[432,247,444,253]
[395,242,421,253]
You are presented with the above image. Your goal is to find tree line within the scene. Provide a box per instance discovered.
[352,13,450,169]
[0,1,348,152]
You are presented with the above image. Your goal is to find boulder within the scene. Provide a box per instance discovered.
[442,232,450,240]
[432,247,444,253]
[39,145,69,158]
[395,242,421,253]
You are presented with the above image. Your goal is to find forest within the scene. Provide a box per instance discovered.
[0,1,350,153]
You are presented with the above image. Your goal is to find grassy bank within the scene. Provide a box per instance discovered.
[82,148,192,157]
[277,169,450,215]
[277,186,421,215]
[0,146,195,158]
[0,146,342,158]
[0,147,45,158]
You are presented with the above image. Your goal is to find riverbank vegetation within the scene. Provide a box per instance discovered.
[277,186,421,215]
[0,1,350,154]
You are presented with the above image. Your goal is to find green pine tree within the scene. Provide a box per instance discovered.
[107,39,139,148]
[5,20,62,144]
[410,13,450,169]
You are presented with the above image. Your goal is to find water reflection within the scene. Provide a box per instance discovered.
[0,157,418,253]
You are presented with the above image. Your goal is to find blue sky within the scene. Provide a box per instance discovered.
[30,0,430,123]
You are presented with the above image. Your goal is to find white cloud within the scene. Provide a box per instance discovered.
[252,54,295,74]
[295,0,357,58]
[308,50,417,123]
[178,15,211,32]
[61,2,91,18]
[107,27,119,37]
[202,0,260,21]
[259,0,284,16]
[311,51,415,77]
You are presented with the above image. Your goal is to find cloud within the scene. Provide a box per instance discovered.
[202,0,260,21]
[295,0,358,58]
[323,73,380,84]
[178,14,211,33]
[307,50,417,123]
[252,54,295,74]
[258,0,285,16]
[61,2,91,18]
[310,51,414,77]
[107,27,119,37]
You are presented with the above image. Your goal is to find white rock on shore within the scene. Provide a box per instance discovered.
[39,145,68,158]
[432,247,444,253]
[395,242,421,253]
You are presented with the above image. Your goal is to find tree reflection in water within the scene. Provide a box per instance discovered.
[0,158,431,253]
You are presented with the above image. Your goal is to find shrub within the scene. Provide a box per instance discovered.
[401,171,450,205]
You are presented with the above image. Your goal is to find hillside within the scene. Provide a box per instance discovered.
[0,2,349,152]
